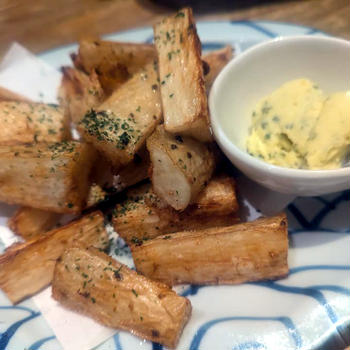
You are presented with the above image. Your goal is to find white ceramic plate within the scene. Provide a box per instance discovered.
[0,21,349,350]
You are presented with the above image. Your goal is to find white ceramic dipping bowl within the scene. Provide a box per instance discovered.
[209,36,350,196]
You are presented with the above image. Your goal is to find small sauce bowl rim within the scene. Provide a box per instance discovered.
[209,35,350,180]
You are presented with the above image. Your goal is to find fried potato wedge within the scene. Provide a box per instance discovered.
[78,63,161,169]
[58,67,105,124]
[0,212,108,304]
[52,247,191,349]
[188,174,238,216]
[74,40,157,96]
[0,86,32,103]
[154,8,211,142]
[113,177,239,243]
[115,209,238,245]
[132,214,289,286]
[146,125,215,210]
[203,45,233,91]
[114,146,150,190]
[8,207,61,240]
[0,141,96,213]
[0,101,70,145]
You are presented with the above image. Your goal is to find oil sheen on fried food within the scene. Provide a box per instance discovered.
[246,78,350,170]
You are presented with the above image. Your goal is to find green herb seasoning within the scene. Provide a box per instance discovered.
[131,236,143,246]
[175,11,185,18]
[80,109,141,150]
[48,141,76,160]
[261,104,272,114]
[114,266,123,280]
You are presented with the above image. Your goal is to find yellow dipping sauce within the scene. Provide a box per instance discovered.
[246,79,350,169]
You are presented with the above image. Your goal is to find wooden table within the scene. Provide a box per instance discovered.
[0,0,348,58]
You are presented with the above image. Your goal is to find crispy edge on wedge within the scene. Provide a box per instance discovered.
[202,45,233,91]
[0,86,32,103]
[58,67,105,124]
[7,207,61,240]
[0,211,108,304]
[74,40,157,95]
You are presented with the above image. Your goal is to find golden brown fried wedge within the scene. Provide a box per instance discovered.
[113,177,239,243]
[52,247,191,349]
[0,87,32,103]
[146,125,215,210]
[0,141,96,213]
[113,176,239,243]
[203,45,233,91]
[115,209,239,245]
[0,212,108,304]
[78,63,161,170]
[132,214,289,286]
[0,101,70,145]
[114,147,150,190]
[74,40,157,95]
[154,8,211,142]
[58,67,105,124]
[187,174,238,216]
[7,207,61,240]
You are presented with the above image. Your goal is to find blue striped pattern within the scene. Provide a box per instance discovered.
[0,306,41,350]
[230,21,277,38]
[253,282,339,325]
[28,336,55,350]
[113,334,122,350]
[233,341,267,350]
[288,191,350,231]
[189,316,300,350]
